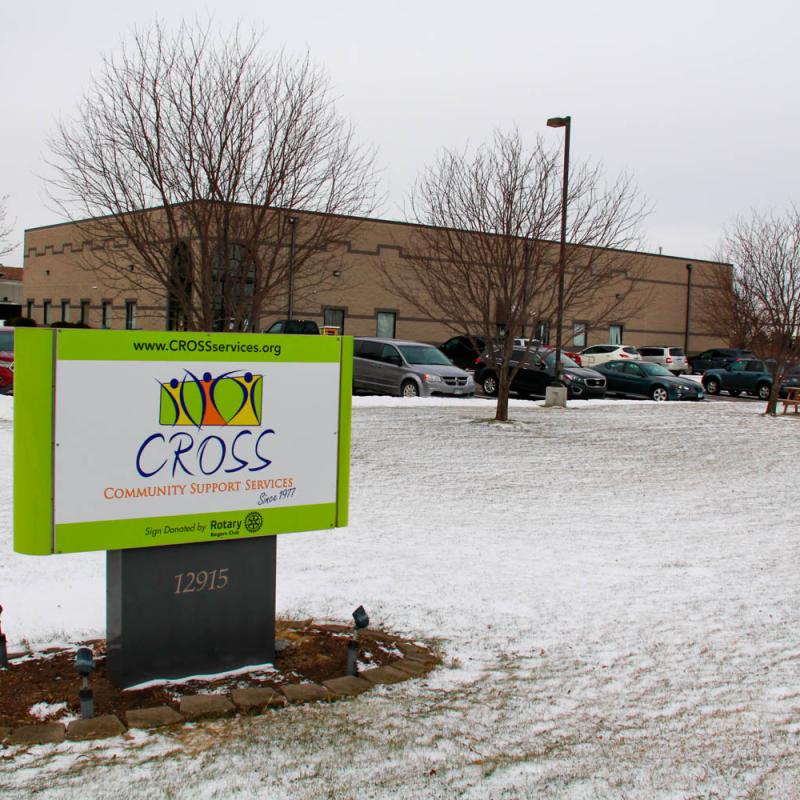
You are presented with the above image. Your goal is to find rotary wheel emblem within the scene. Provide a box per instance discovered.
[244,512,263,533]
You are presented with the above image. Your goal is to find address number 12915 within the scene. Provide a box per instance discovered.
[174,568,229,595]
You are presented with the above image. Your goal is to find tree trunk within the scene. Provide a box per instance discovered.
[764,381,781,416]
[495,372,510,421]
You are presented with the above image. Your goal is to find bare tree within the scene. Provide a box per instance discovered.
[384,129,649,421]
[47,20,378,331]
[0,196,14,258]
[700,206,800,414]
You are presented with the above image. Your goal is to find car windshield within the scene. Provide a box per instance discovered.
[398,345,452,366]
[640,362,673,376]
[0,331,13,352]
[543,351,579,368]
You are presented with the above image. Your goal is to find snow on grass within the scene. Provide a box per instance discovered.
[2,395,800,798]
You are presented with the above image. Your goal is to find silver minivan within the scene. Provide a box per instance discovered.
[638,346,688,375]
[353,337,475,398]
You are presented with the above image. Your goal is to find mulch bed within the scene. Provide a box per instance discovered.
[0,620,407,727]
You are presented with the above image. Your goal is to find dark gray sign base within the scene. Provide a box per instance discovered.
[107,536,276,688]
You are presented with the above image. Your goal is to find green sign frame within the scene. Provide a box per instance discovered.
[13,329,352,555]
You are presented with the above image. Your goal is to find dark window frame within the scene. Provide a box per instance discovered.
[375,310,397,339]
[125,300,137,330]
[323,306,346,333]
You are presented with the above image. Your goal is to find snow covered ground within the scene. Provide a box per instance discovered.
[1,393,800,798]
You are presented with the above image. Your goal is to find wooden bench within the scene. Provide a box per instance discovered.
[781,386,800,415]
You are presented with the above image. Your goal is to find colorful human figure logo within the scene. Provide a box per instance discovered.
[159,370,262,427]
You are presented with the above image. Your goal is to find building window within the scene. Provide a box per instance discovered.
[26,300,34,318]
[211,243,253,332]
[608,324,623,345]
[125,301,136,330]
[573,322,587,349]
[102,301,112,329]
[61,300,71,323]
[168,242,192,331]
[80,300,90,325]
[376,311,396,339]
[43,300,52,326]
[323,307,345,333]
[535,320,550,345]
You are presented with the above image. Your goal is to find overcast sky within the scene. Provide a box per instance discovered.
[2,0,798,266]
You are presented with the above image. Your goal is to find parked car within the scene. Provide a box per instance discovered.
[265,319,321,334]
[592,360,704,401]
[353,337,474,398]
[438,335,486,371]
[474,347,606,400]
[702,359,772,399]
[578,344,641,367]
[687,348,755,375]
[0,327,14,395]
[638,345,688,375]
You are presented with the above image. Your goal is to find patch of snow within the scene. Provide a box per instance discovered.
[123,661,277,692]
[2,395,800,798]
[28,701,67,720]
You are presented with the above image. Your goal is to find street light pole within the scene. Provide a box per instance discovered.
[546,115,571,394]
[684,263,693,354]
[287,216,297,320]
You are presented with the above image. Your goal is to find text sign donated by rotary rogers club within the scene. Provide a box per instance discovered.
[13,329,352,555]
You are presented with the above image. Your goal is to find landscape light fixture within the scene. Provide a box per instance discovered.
[546,115,571,394]
[75,646,95,719]
[346,605,370,677]
[0,605,7,668]
[352,605,370,630]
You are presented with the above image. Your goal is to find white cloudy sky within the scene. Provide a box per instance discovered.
[1,0,798,265]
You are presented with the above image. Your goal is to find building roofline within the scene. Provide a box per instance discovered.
[24,202,731,268]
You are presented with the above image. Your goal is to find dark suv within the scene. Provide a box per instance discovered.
[702,359,772,399]
[687,348,754,374]
[265,319,320,334]
[474,347,606,400]
[438,335,486,371]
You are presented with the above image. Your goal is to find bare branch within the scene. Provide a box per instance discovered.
[46,19,379,331]
[384,129,650,420]
[0,196,14,259]
[699,205,800,413]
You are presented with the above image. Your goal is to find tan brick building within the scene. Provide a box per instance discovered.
[22,211,726,352]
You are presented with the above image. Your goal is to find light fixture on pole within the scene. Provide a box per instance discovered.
[546,115,571,388]
[545,115,571,408]
[75,647,95,719]
[346,605,370,677]
[684,263,693,354]
[287,216,297,320]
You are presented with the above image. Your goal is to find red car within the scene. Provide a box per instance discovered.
[0,327,14,395]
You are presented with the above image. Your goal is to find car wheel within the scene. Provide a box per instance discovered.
[482,373,498,396]
[401,380,420,398]
[704,377,720,395]
[728,389,741,397]
[650,385,669,402]
[756,382,771,401]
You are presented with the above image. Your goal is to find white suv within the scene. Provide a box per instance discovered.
[579,344,641,367]
[638,346,688,375]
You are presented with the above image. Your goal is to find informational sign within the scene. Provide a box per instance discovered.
[13,329,352,555]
